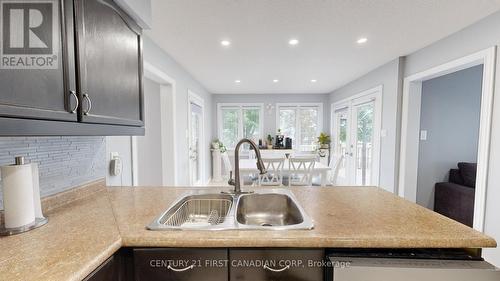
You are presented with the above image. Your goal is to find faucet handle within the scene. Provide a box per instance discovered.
[256,161,267,175]
[228,171,235,186]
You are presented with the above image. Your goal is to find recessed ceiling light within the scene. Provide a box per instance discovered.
[357,37,368,44]
[273,79,279,83]
[221,40,231,47]
[288,38,299,46]
[234,80,241,83]
[310,79,317,83]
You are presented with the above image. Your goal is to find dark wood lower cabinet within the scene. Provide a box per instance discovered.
[131,248,323,281]
[85,248,482,281]
[229,249,324,281]
[133,248,229,281]
[86,248,325,281]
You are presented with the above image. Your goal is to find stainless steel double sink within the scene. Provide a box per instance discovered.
[147,189,314,231]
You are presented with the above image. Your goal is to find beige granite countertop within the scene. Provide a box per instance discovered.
[0,181,496,281]
[0,181,121,281]
[108,186,496,249]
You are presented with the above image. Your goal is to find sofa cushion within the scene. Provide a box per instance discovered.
[457,162,477,188]
[449,169,464,185]
[434,182,475,227]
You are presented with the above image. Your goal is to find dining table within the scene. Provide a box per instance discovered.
[238,158,330,186]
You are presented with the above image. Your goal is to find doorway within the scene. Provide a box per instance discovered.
[399,47,496,231]
[331,86,382,186]
[132,61,177,186]
[416,65,483,221]
[188,91,205,186]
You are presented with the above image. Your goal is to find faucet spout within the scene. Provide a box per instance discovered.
[227,138,266,194]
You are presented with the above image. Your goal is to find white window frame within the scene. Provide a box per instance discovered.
[217,103,264,149]
[276,103,324,149]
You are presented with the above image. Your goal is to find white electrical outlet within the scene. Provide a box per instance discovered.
[110,152,122,176]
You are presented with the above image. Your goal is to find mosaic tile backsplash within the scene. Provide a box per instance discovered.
[0,137,106,209]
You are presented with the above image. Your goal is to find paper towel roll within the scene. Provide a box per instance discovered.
[31,163,44,219]
[1,164,35,228]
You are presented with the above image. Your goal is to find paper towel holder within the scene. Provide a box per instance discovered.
[0,217,48,236]
[0,156,48,236]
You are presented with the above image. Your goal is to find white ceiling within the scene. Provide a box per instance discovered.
[146,0,500,94]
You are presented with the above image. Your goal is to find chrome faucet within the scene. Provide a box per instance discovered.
[227,138,267,194]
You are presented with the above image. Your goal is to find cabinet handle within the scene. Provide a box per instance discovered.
[167,264,194,272]
[69,91,79,114]
[83,93,92,115]
[263,264,290,272]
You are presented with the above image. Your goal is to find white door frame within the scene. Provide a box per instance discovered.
[188,90,205,186]
[398,47,496,232]
[331,85,383,186]
[134,61,178,186]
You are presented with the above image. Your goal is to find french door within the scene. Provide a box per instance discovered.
[188,92,204,186]
[332,87,382,186]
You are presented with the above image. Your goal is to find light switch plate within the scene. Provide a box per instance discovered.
[420,130,428,140]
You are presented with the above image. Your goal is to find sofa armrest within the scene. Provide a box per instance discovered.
[434,182,475,227]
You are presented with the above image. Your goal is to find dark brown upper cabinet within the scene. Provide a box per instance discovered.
[0,0,77,122]
[74,0,144,127]
[0,0,144,135]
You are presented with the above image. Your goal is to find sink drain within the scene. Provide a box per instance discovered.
[260,223,273,227]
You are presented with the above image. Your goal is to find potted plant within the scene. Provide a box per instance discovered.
[266,134,274,149]
[211,139,227,153]
[317,132,331,149]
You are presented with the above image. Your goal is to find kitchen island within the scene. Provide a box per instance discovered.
[0,180,496,281]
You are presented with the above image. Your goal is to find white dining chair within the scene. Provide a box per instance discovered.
[258,158,285,186]
[313,154,344,186]
[288,157,316,186]
[329,154,344,186]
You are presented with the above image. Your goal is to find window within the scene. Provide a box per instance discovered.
[218,104,263,149]
[277,104,323,151]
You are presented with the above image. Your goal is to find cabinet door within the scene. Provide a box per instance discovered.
[0,0,78,121]
[230,249,324,281]
[134,248,229,281]
[74,0,144,126]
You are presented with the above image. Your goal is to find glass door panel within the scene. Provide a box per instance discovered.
[354,102,375,185]
[189,102,203,185]
[332,90,381,186]
[334,108,349,185]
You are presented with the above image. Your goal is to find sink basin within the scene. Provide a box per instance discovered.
[236,193,304,226]
[147,189,313,231]
[147,194,234,230]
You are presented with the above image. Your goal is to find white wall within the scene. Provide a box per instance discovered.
[135,78,164,185]
[329,58,404,193]
[401,10,500,266]
[105,136,133,186]
[417,65,483,209]
[143,35,214,185]
[333,11,500,265]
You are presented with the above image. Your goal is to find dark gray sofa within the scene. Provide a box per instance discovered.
[434,163,476,227]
